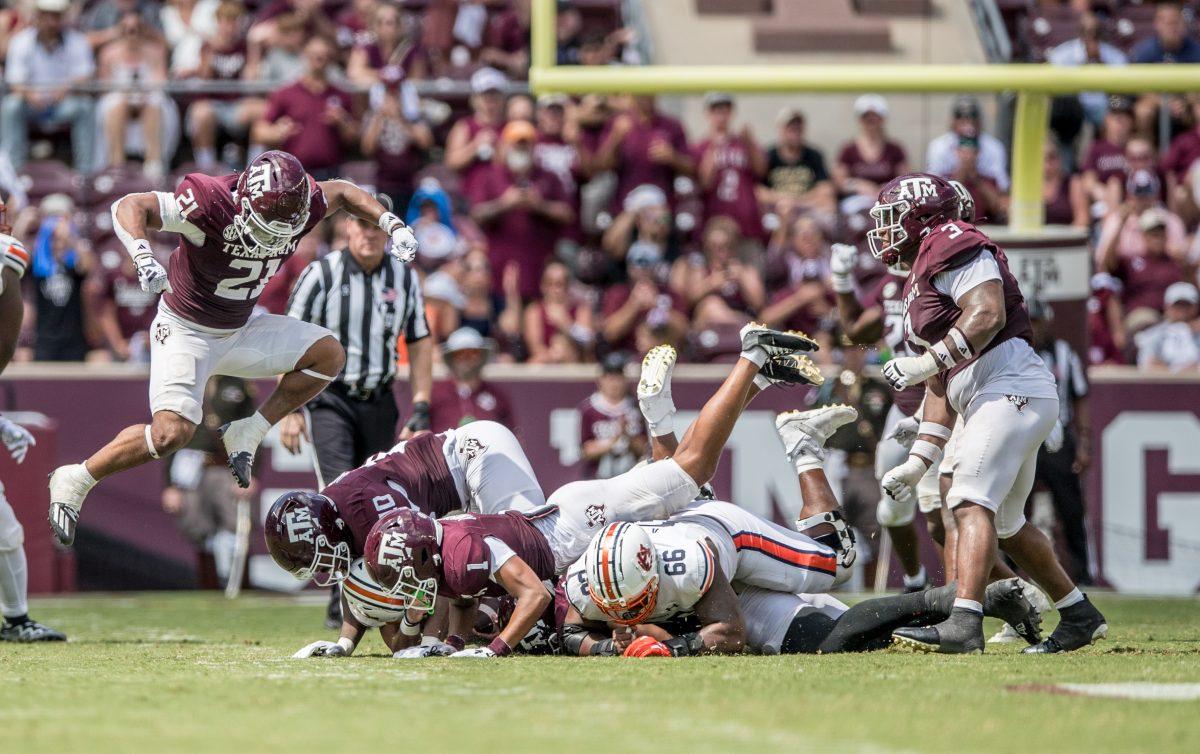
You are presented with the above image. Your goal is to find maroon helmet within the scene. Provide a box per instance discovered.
[363,509,442,611]
[867,173,962,266]
[233,150,311,255]
[263,491,350,585]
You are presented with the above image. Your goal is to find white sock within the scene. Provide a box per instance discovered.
[649,417,674,438]
[0,546,29,619]
[77,463,98,489]
[753,373,773,391]
[1054,588,1084,610]
[740,347,767,368]
[953,598,983,615]
[903,565,927,588]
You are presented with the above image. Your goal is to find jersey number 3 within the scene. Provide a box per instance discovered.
[215,258,282,301]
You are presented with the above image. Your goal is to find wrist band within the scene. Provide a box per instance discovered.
[917,421,953,441]
[930,327,975,370]
[910,440,944,468]
[487,637,511,657]
[378,211,402,232]
[335,637,354,653]
[399,615,422,636]
[445,634,466,652]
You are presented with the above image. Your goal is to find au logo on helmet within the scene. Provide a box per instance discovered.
[636,544,653,573]
[284,509,315,543]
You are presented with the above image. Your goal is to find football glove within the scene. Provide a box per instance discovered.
[829,243,857,294]
[379,212,418,263]
[404,401,431,434]
[132,242,171,295]
[881,456,929,506]
[0,417,34,464]
[448,646,496,658]
[881,352,940,390]
[886,414,920,450]
[292,640,349,658]
[623,636,671,658]
[393,640,458,659]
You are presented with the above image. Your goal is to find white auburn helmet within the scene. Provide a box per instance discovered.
[342,558,409,628]
[582,522,659,625]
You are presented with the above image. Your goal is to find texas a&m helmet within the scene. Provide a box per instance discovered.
[867,173,962,267]
[363,509,441,611]
[234,150,311,255]
[263,491,351,585]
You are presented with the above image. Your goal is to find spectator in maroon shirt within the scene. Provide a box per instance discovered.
[456,250,524,362]
[951,134,1007,223]
[480,0,529,79]
[252,35,357,178]
[187,1,265,173]
[428,326,517,432]
[534,93,588,207]
[361,65,433,213]
[1161,97,1200,221]
[595,95,694,212]
[469,119,574,300]
[522,260,594,364]
[86,248,158,363]
[761,215,833,337]
[579,352,647,480]
[1042,138,1089,228]
[692,92,767,244]
[1102,209,1185,318]
[346,2,428,87]
[834,94,909,203]
[600,240,689,355]
[670,215,765,329]
[1081,96,1134,215]
[1095,170,1190,269]
[1088,272,1127,365]
[601,183,673,267]
[445,67,509,201]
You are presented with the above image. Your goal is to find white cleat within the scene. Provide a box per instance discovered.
[775,405,858,459]
[219,415,270,489]
[48,464,95,546]
[638,345,677,431]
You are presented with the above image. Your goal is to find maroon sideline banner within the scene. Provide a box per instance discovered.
[2,364,1197,594]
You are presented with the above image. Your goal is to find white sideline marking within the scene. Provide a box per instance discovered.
[1058,683,1200,701]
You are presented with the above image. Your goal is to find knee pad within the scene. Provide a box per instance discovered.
[876,494,916,528]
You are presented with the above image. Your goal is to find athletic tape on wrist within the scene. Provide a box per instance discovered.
[144,425,160,459]
[917,421,953,441]
[930,327,974,370]
[399,615,422,636]
[910,439,943,468]
[335,637,354,653]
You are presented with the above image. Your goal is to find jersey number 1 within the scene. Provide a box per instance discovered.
[215,258,282,301]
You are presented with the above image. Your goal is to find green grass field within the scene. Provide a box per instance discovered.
[2,593,1197,753]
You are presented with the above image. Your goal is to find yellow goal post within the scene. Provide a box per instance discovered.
[528,0,1200,232]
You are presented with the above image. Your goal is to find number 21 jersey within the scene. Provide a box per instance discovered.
[158,172,327,329]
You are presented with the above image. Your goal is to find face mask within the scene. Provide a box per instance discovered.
[506,148,533,174]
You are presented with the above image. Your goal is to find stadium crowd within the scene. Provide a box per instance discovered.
[0,0,1197,375]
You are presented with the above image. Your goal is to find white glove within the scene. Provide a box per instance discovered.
[881,352,940,390]
[829,243,858,294]
[887,414,920,451]
[881,456,929,506]
[380,212,418,263]
[292,640,349,658]
[132,242,171,295]
[393,640,457,659]
[0,417,34,464]
[1044,418,1064,453]
[448,646,497,658]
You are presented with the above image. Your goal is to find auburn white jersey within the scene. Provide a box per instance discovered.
[342,558,408,628]
[566,523,717,624]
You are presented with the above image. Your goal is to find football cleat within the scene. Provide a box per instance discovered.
[982,578,1042,646]
[776,405,858,457]
[219,418,266,489]
[48,463,94,546]
[740,323,819,355]
[1,618,67,642]
[759,354,825,387]
[1022,596,1107,654]
[990,579,1050,643]
[893,608,984,655]
[637,345,677,431]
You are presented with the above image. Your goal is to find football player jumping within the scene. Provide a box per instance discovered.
[47,151,419,547]
[0,198,66,642]
[361,328,826,657]
[868,173,1106,654]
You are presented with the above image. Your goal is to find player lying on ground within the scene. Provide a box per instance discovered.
[48,150,420,547]
[868,172,1106,654]
[0,197,65,642]
[263,420,546,586]
[360,328,825,657]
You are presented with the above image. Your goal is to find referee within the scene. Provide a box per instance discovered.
[280,209,433,627]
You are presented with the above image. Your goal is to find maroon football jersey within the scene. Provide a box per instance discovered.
[902,221,1033,383]
[163,173,328,329]
[323,432,461,554]
[439,511,557,600]
[861,271,924,416]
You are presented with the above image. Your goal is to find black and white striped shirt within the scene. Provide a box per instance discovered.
[287,250,428,392]
[1037,339,1088,427]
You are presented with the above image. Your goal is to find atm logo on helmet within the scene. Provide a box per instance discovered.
[897,177,937,201]
[377,532,412,568]
[284,509,315,544]
[245,163,273,199]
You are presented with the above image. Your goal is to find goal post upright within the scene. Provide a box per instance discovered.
[528,0,1200,232]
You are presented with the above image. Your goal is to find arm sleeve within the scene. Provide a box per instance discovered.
[154,190,205,243]
[484,536,517,578]
[931,249,1002,304]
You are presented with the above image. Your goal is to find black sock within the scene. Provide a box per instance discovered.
[3,614,29,627]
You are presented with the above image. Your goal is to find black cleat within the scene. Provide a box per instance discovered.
[983,578,1042,646]
[740,323,820,354]
[48,503,78,547]
[903,579,930,594]
[759,354,825,387]
[1,618,67,642]
[1023,596,1107,654]
[893,607,984,654]
[218,422,254,489]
